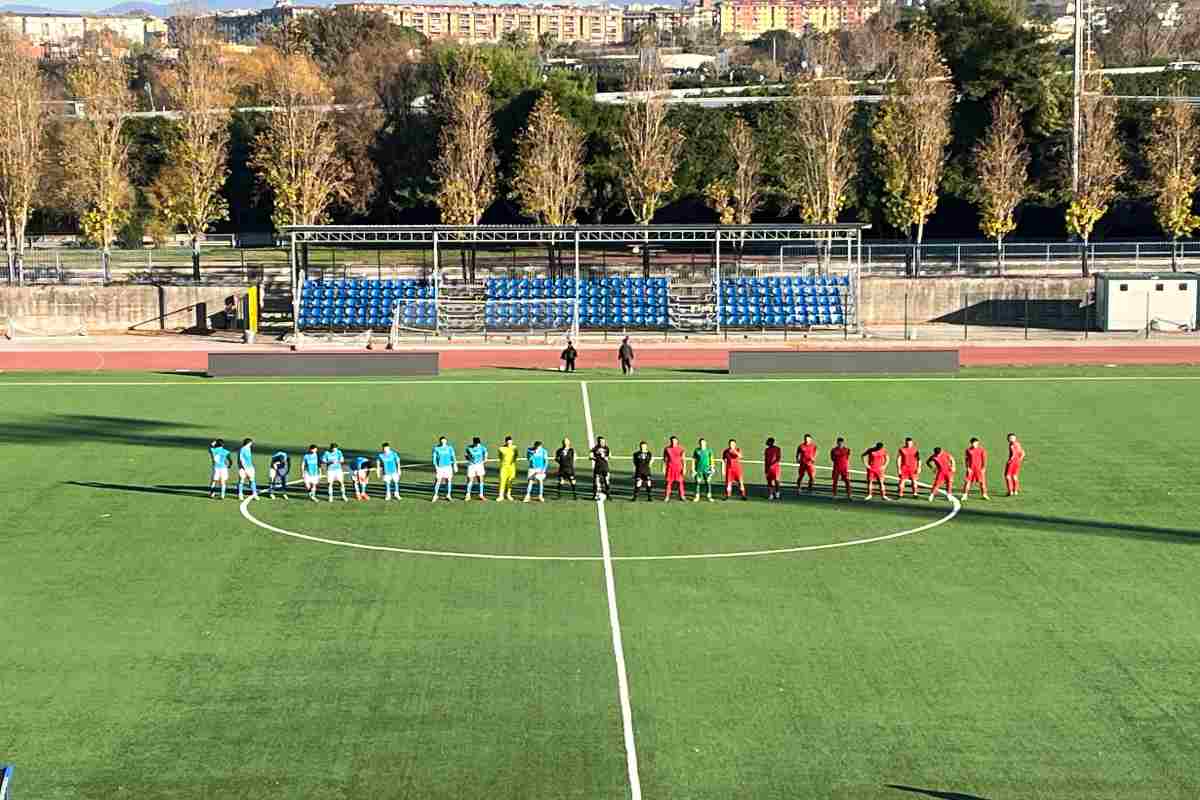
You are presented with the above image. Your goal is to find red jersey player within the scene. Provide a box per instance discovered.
[722,439,747,500]
[1004,432,1025,496]
[896,437,920,498]
[861,442,890,500]
[961,437,989,500]
[795,434,817,494]
[830,437,852,500]
[763,437,783,500]
[663,435,687,501]
[926,447,955,502]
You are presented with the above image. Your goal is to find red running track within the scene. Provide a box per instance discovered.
[2,344,1200,372]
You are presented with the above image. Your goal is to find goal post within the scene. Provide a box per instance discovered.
[5,313,88,340]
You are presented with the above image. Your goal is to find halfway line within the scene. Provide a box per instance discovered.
[581,380,643,800]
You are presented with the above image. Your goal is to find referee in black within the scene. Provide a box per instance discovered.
[555,438,577,499]
[590,436,611,500]
[618,337,634,375]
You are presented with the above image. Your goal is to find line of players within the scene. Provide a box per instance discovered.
[207,433,1027,503]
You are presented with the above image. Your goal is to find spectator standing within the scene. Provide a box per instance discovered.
[618,337,634,375]
[561,340,578,373]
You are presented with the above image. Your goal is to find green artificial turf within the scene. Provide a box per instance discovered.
[2,367,1200,799]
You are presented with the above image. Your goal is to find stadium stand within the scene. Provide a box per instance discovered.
[718,275,849,327]
[296,274,853,332]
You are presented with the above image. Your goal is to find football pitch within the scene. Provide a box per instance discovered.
[4,366,1200,799]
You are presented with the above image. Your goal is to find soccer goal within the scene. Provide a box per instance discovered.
[5,313,88,340]
[1,765,13,800]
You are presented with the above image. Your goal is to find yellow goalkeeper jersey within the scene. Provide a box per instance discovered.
[498,445,518,471]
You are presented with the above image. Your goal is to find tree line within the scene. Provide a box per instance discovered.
[3,0,1200,280]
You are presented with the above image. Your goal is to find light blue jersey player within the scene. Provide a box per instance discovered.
[523,440,550,503]
[376,443,402,501]
[302,444,322,502]
[431,436,457,501]
[237,437,259,500]
[353,455,371,501]
[208,438,231,499]
[463,436,488,501]
[323,442,348,503]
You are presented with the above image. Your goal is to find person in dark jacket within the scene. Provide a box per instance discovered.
[618,337,634,375]
[561,340,578,372]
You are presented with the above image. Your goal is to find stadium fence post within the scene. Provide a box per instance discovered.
[289,231,299,340]
[1024,289,1029,340]
[963,292,969,340]
[904,291,909,340]
[573,229,581,341]
[433,231,440,337]
[1146,293,1151,339]
[715,228,722,337]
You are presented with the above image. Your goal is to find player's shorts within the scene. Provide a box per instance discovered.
[932,471,953,488]
[634,472,652,485]
[435,465,454,480]
[304,472,320,487]
[832,468,850,481]
[557,470,576,481]
[866,468,883,482]
[725,466,743,482]
[355,469,369,482]
[966,468,984,483]
[765,465,781,482]
[500,465,517,481]
[666,466,684,481]
[238,466,255,480]
[899,466,918,480]
[467,463,485,479]
[327,467,344,481]
[212,467,229,481]
[1004,461,1022,477]
[798,462,815,479]
[696,469,714,480]
[527,468,547,481]
[383,470,400,482]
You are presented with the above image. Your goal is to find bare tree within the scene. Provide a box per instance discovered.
[249,48,350,232]
[615,55,682,275]
[704,116,761,268]
[0,29,47,285]
[1146,93,1200,270]
[513,91,586,276]
[432,49,497,281]
[972,92,1030,272]
[149,14,233,281]
[60,53,135,282]
[1066,89,1123,277]
[870,29,953,274]
[1098,0,1181,65]
[841,1,898,79]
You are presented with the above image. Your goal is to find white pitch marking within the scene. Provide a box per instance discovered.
[238,464,960,561]
[6,375,1200,388]
[580,379,643,800]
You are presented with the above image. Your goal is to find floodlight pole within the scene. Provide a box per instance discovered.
[1071,0,1084,193]
[573,229,581,341]
[715,227,722,335]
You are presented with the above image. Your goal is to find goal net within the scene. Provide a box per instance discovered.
[5,313,88,340]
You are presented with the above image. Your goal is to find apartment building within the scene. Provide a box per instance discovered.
[717,0,880,39]
[339,2,623,45]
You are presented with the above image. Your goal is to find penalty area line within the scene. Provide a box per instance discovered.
[580,379,643,800]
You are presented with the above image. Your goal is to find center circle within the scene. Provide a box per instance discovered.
[239,467,960,562]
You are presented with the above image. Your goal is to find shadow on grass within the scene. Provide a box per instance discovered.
[886,785,991,800]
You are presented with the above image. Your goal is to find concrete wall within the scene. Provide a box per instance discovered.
[858,277,1092,326]
[0,285,252,332]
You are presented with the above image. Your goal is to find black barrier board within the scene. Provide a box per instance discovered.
[728,349,959,375]
[208,352,439,377]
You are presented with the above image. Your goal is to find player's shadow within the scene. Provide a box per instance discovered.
[886,786,991,800]
[67,481,219,498]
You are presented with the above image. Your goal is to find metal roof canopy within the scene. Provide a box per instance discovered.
[282,223,870,246]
